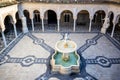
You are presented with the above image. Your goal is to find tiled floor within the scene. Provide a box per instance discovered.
[0,32,120,80]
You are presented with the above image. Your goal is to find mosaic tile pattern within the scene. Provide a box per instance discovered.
[0,55,48,67]
[27,33,55,54]
[0,32,120,80]
[0,33,24,59]
[77,33,103,54]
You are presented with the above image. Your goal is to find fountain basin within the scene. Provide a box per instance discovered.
[51,51,80,74]
[51,39,80,74]
[55,40,77,53]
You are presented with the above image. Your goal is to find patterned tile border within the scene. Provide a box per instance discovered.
[0,32,120,80]
[0,33,24,60]
[105,34,120,50]
[77,33,103,54]
[27,32,55,54]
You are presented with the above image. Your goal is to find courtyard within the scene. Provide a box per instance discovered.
[0,32,120,80]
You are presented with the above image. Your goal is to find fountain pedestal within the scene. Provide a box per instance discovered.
[51,40,80,75]
[62,53,69,61]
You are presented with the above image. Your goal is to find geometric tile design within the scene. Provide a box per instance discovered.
[96,56,111,67]
[27,32,55,54]
[105,34,120,50]
[77,33,103,54]
[36,55,120,80]
[0,55,47,67]
[0,33,24,60]
[86,56,120,67]
[0,32,120,80]
[1,55,120,67]
[36,33,120,80]
[0,54,120,80]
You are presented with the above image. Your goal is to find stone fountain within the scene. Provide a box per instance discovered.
[51,33,80,75]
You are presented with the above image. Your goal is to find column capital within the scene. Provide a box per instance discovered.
[13,17,17,24]
[113,20,117,25]
[73,16,77,20]
[11,20,16,24]
[41,16,44,19]
[0,21,5,32]
[30,16,34,20]
[89,16,93,20]
[21,16,26,20]
[11,21,14,24]
[30,14,34,19]
[57,16,60,20]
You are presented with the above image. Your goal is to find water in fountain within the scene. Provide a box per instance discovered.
[51,32,80,74]
[64,33,69,48]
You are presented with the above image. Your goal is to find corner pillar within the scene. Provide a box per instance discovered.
[21,17,28,33]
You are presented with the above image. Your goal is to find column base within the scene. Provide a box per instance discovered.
[23,28,29,33]
[101,28,106,34]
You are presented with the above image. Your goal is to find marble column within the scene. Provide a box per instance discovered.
[13,23,18,38]
[1,32,7,48]
[41,18,44,32]
[57,19,60,32]
[89,18,92,32]
[73,18,76,32]
[31,19,35,31]
[111,23,116,37]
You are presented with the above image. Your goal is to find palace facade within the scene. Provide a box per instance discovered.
[0,0,120,51]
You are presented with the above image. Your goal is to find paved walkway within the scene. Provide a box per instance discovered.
[0,32,120,80]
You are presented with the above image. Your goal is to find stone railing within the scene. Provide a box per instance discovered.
[0,0,16,3]
[17,0,120,4]
[0,1,17,8]
[109,0,120,2]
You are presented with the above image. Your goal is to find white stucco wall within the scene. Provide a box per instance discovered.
[0,4,18,31]
[0,2,120,32]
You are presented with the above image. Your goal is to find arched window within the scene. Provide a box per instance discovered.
[34,10,40,23]
[64,13,71,22]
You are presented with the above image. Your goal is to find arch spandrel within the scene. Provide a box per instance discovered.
[60,9,74,17]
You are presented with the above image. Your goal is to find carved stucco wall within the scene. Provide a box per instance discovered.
[0,3,120,32]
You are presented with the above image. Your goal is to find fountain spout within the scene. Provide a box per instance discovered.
[51,33,80,74]
[64,33,68,41]
[64,33,69,48]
